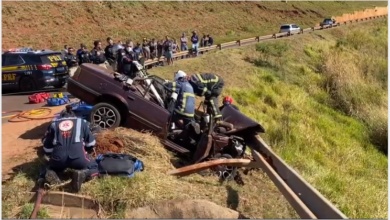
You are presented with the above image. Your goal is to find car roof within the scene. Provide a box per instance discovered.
[280,24,298,26]
[3,48,60,55]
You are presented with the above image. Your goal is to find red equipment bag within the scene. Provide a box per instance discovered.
[28,93,50,104]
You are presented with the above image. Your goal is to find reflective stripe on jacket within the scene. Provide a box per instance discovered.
[189,73,224,96]
[165,80,196,117]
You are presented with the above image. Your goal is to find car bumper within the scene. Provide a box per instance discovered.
[42,75,69,87]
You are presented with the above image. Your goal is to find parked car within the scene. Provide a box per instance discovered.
[2,48,69,92]
[320,18,336,27]
[279,24,301,35]
[66,62,265,180]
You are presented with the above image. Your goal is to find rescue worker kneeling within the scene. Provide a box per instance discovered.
[41,106,99,192]
[188,72,225,120]
[165,70,200,144]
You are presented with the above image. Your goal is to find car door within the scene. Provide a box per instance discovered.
[2,54,26,89]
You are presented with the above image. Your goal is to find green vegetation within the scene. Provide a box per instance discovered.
[2,1,387,49]
[148,19,388,218]
[1,2,387,219]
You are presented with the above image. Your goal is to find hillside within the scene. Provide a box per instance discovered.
[2,1,387,50]
[148,18,388,218]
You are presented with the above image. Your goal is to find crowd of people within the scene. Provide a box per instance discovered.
[63,31,215,77]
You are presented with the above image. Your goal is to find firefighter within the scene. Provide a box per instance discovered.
[187,72,225,120]
[164,70,200,141]
[121,41,137,78]
[104,37,117,71]
[220,96,239,111]
[64,47,78,77]
[40,106,99,192]
[77,44,91,65]
[90,40,108,69]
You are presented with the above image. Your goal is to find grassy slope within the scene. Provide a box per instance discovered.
[1,2,388,219]
[2,1,387,50]
[147,19,388,218]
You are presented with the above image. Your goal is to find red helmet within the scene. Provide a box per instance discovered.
[223,96,233,105]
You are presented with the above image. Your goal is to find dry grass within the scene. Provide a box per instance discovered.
[2,2,387,50]
[81,128,297,218]
[147,19,388,218]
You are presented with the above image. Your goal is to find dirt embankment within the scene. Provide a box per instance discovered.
[333,6,388,22]
[2,2,387,49]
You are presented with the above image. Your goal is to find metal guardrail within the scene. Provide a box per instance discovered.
[144,14,387,67]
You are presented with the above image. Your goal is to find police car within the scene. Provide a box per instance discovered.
[2,48,69,92]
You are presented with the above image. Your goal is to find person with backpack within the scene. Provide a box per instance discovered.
[39,106,99,192]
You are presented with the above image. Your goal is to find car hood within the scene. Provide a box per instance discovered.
[221,105,265,135]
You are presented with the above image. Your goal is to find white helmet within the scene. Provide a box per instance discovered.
[174,70,187,81]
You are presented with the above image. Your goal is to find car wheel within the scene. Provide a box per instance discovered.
[211,153,238,181]
[90,102,121,129]
[54,81,66,89]
[19,77,37,92]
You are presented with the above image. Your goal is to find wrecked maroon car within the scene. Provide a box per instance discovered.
[67,63,265,180]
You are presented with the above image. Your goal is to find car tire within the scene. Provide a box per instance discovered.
[19,76,37,92]
[54,82,66,89]
[212,153,238,181]
[90,102,121,129]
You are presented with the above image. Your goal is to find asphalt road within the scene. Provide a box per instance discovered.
[2,88,65,124]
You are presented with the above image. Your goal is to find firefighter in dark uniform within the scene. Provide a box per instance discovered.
[90,40,108,69]
[64,47,78,77]
[165,70,200,143]
[104,37,117,71]
[77,44,91,65]
[41,106,99,192]
[188,73,225,120]
[121,41,137,78]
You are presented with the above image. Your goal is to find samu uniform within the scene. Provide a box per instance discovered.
[165,79,196,127]
[42,117,99,186]
[189,73,225,119]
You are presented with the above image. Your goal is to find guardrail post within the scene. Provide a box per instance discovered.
[256,36,260,42]
[237,40,241,46]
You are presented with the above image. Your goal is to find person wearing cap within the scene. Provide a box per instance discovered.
[164,70,199,135]
[188,73,225,120]
[219,96,239,111]
[64,47,78,77]
[104,37,117,71]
